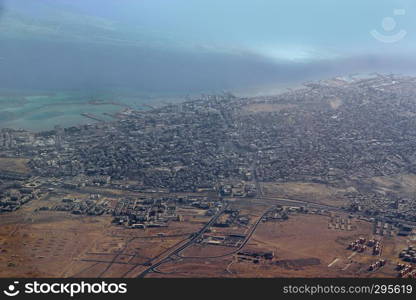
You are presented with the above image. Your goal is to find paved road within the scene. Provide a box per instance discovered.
[136,203,229,278]
[257,196,341,211]
[178,206,275,259]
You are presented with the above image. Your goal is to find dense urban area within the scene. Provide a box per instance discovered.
[1,75,416,278]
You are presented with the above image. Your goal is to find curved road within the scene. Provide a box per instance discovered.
[136,203,229,278]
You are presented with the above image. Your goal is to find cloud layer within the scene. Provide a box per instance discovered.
[1,0,415,94]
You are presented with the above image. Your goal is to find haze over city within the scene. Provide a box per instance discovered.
[1,0,416,93]
[1,0,416,282]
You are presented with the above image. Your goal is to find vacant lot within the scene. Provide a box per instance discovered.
[262,182,352,207]
[0,157,31,174]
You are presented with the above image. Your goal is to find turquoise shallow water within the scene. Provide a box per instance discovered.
[0,92,129,131]
[0,90,185,131]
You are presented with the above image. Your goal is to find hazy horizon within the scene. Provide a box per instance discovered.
[1,0,416,95]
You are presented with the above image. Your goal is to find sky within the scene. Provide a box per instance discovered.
[0,0,415,95]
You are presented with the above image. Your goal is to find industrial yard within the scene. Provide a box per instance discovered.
[0,183,413,278]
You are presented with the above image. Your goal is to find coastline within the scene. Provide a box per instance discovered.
[0,73,383,132]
